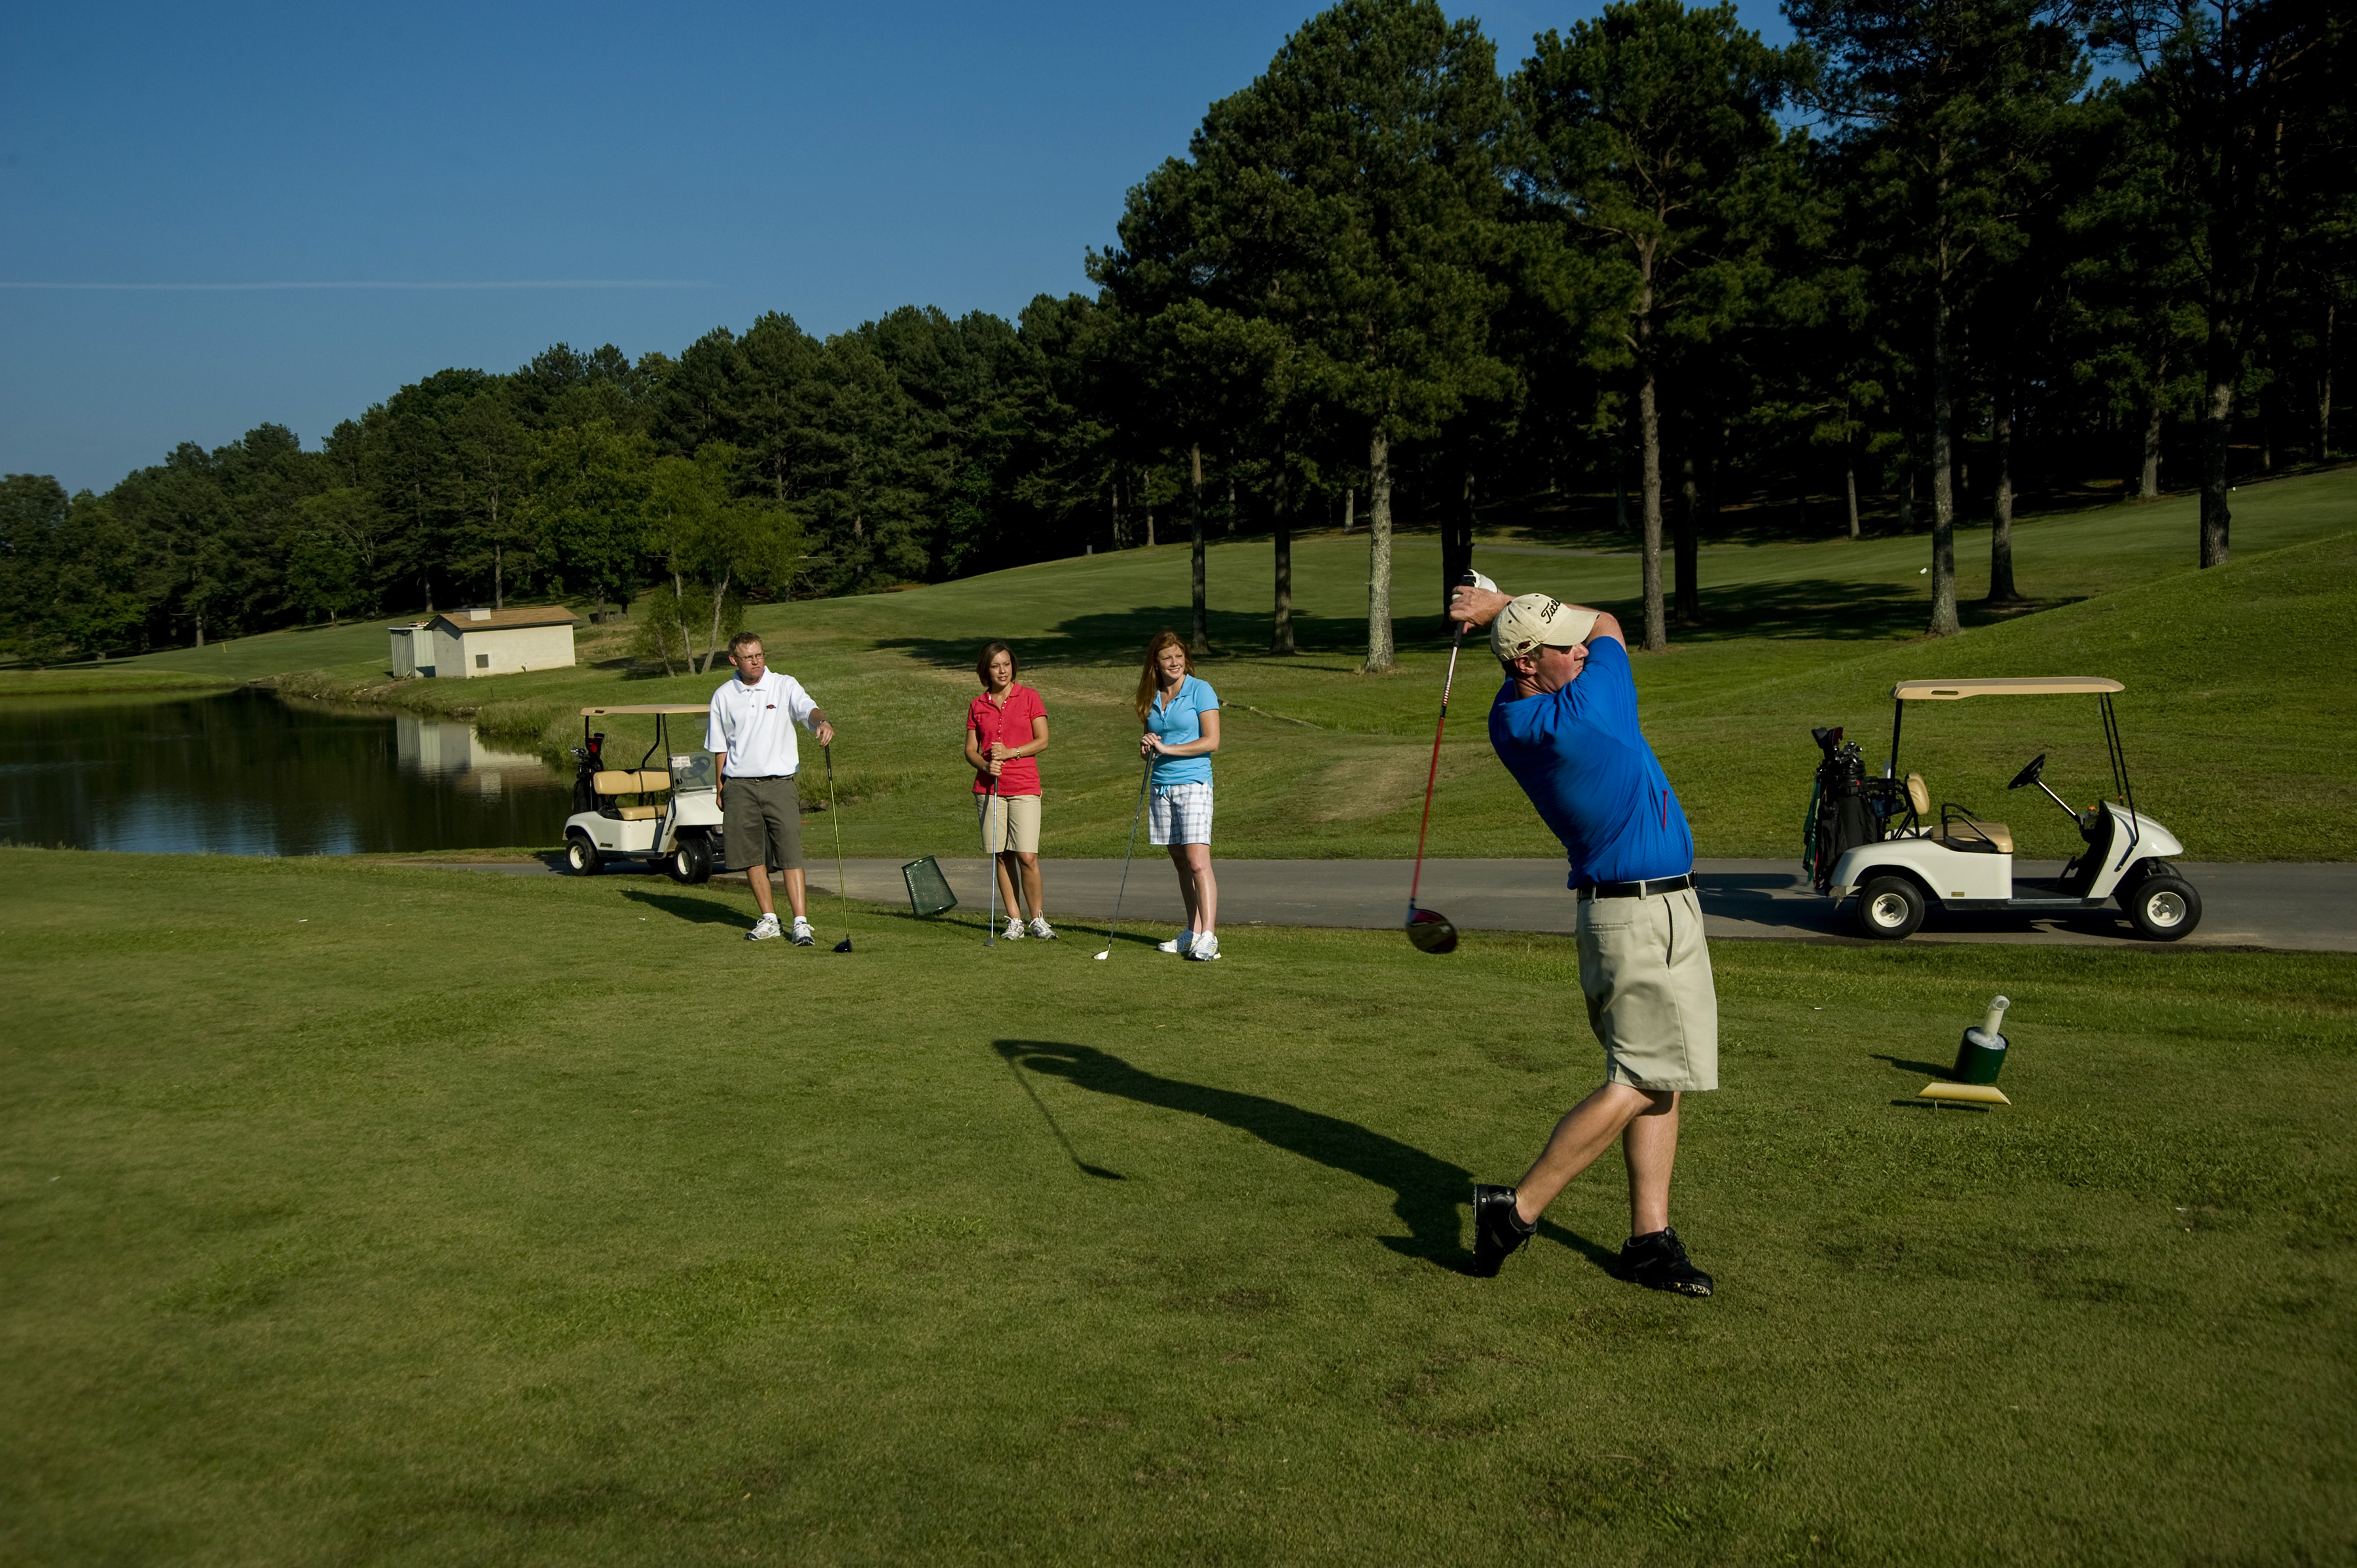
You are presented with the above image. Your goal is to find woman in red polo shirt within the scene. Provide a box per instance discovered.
[964,640,1053,939]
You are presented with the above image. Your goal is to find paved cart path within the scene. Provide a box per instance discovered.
[417,855,2357,952]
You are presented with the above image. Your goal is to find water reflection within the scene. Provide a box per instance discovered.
[392,714,559,799]
[0,688,568,856]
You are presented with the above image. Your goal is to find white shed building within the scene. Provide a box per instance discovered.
[427,606,579,678]
[388,622,435,677]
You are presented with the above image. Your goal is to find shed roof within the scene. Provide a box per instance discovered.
[1891,676,2123,701]
[429,606,580,633]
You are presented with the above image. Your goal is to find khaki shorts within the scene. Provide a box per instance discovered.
[1577,885,1718,1092]
[979,792,1041,854]
[723,775,803,871]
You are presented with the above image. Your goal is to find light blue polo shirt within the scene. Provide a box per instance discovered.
[1146,674,1219,787]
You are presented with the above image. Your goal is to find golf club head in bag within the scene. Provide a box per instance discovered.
[1406,906,1459,954]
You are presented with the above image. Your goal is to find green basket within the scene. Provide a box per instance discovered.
[902,856,958,917]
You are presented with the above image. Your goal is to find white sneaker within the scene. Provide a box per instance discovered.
[1185,932,1222,961]
[790,917,815,947]
[1158,930,1196,955]
[1003,917,1025,940]
[1029,917,1057,940]
[746,915,782,942]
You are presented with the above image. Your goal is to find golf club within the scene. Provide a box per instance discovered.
[1093,752,1156,960]
[1406,568,1495,955]
[824,743,852,953]
[984,768,1001,947]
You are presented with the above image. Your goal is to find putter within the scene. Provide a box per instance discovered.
[1406,568,1495,955]
[1093,753,1156,960]
[824,743,852,953]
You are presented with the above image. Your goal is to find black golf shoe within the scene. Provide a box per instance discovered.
[1618,1227,1713,1296]
[1471,1184,1535,1277]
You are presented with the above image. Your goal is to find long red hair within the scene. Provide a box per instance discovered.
[1135,630,1192,723]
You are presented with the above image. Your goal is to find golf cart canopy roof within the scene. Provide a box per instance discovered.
[578,704,713,716]
[1891,677,2123,701]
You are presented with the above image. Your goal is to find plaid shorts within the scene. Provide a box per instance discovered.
[1149,782,1213,846]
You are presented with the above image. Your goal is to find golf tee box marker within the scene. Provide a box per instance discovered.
[1919,1082,2011,1106]
[1953,994,2012,1084]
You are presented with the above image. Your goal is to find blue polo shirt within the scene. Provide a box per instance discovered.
[1488,638,1693,888]
[1146,674,1218,787]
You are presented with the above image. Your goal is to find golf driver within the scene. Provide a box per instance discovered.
[1406,568,1495,954]
[824,742,852,953]
[1093,753,1156,960]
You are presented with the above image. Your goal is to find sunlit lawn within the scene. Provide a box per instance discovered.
[3,849,2351,1563]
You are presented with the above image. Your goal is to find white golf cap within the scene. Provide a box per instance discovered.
[1491,594,1597,661]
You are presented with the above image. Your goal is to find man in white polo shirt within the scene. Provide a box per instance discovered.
[706,630,834,943]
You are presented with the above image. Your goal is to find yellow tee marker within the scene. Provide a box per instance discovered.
[1920,1082,2010,1106]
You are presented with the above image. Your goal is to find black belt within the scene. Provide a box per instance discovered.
[727,774,789,781]
[1577,874,1694,901]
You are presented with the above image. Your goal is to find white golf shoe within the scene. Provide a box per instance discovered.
[1158,930,1196,955]
[1029,917,1057,940]
[1004,917,1026,940]
[1184,932,1222,961]
[790,917,816,947]
[746,914,782,942]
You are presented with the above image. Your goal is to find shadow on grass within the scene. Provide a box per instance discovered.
[995,1039,1616,1277]
[877,604,1470,669]
[1872,1052,1956,1079]
[877,574,2068,671]
[621,888,747,926]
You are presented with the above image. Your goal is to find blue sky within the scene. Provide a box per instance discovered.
[1,0,1795,494]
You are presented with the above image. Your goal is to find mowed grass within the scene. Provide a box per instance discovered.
[49,464,2357,862]
[3,850,2352,1564]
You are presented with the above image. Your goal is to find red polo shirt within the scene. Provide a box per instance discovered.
[968,685,1046,795]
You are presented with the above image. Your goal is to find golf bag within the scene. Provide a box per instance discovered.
[570,731,606,814]
[1803,727,1890,893]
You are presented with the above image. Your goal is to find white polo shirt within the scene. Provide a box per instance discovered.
[705,668,820,777]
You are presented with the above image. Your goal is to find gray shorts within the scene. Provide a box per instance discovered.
[723,775,803,871]
[1577,885,1719,1092]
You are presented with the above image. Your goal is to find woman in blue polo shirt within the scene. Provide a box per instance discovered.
[1135,630,1222,961]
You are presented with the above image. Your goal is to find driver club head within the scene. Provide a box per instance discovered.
[1092,949,1110,960]
[1406,907,1459,955]
[832,938,853,953]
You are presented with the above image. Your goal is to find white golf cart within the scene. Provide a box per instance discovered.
[1808,676,2202,942]
[561,704,722,883]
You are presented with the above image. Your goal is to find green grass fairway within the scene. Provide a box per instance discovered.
[0,668,240,698]
[67,465,2357,861]
[5,851,2351,1563]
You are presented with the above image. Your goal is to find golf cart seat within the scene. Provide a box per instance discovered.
[593,769,671,821]
[1897,773,2011,852]
[1931,814,2013,854]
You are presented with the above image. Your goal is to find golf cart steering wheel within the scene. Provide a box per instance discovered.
[2008,754,2047,791]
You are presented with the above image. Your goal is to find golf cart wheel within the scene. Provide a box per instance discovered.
[668,835,714,885]
[2122,874,2201,941]
[566,831,603,876]
[1854,875,1926,940]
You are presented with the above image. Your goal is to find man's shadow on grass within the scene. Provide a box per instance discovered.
[621,889,746,926]
[995,1040,1616,1277]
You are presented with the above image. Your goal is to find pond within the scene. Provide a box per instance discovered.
[0,687,571,856]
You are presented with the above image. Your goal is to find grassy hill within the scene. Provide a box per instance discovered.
[27,464,2357,861]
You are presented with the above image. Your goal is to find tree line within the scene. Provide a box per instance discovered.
[2,0,2346,668]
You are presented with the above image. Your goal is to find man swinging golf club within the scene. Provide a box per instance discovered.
[1450,585,1717,1297]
